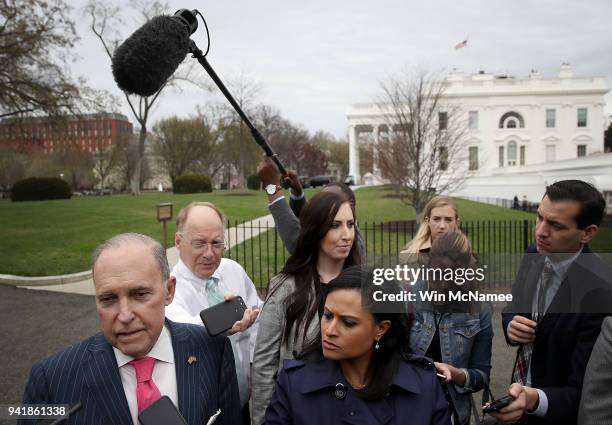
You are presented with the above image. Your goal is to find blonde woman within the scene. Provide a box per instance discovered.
[399,196,460,266]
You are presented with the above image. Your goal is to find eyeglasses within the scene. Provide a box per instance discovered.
[178,233,225,252]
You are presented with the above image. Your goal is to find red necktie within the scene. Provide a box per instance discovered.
[129,356,161,413]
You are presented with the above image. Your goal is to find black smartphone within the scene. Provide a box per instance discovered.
[482,395,513,414]
[138,396,188,425]
[200,296,247,337]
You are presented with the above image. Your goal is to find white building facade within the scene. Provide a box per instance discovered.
[347,64,611,205]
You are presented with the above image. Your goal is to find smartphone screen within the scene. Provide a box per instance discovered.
[200,296,247,337]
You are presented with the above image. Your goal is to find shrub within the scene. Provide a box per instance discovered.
[11,177,71,202]
[173,174,212,194]
[246,174,261,191]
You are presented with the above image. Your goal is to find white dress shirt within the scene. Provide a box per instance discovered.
[165,258,263,404]
[113,325,178,425]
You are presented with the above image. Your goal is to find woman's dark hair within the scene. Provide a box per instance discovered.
[277,191,361,348]
[299,265,413,400]
[324,182,356,206]
[428,231,481,313]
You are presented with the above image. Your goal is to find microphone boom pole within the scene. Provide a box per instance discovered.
[188,40,288,177]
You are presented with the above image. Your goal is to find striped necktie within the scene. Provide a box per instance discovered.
[512,262,554,385]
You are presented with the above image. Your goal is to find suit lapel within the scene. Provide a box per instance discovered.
[82,333,132,425]
[521,256,545,317]
[168,320,203,425]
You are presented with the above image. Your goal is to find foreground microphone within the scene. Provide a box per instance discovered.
[111,16,191,96]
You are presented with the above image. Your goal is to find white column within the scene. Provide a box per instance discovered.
[348,125,360,185]
[372,125,380,176]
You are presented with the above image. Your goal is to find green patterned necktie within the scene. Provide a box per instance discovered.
[203,276,249,405]
[205,277,225,306]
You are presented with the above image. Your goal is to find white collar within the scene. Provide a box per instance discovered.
[113,325,174,368]
[175,259,221,297]
[175,258,220,283]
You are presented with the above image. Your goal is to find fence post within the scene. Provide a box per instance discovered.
[522,219,529,252]
[274,227,278,275]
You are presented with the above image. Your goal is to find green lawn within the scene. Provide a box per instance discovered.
[230,187,611,291]
[1,186,610,284]
[0,191,269,276]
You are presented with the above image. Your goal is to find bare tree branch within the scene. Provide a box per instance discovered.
[376,68,470,218]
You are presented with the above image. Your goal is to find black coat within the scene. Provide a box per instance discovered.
[502,245,612,425]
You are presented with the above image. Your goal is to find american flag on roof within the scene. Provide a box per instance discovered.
[454,39,468,49]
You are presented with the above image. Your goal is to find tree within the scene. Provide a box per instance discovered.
[0,148,27,190]
[52,145,95,189]
[0,0,78,119]
[152,115,217,182]
[93,133,127,189]
[85,0,208,195]
[327,140,350,177]
[216,74,263,188]
[311,131,349,177]
[375,68,469,219]
[0,0,114,120]
[297,142,328,176]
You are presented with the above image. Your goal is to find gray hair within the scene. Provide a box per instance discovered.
[175,201,226,233]
[91,233,170,284]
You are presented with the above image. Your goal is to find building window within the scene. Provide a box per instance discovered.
[545,144,556,162]
[506,119,517,129]
[520,145,525,165]
[439,146,448,171]
[469,146,478,170]
[507,141,517,166]
[498,146,504,167]
[499,111,525,128]
[546,109,556,128]
[577,108,587,127]
[577,144,587,157]
[468,111,478,130]
[438,112,448,130]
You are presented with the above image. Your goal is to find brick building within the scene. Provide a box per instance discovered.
[0,113,133,154]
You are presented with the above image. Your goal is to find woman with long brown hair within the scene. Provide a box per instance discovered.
[251,191,361,424]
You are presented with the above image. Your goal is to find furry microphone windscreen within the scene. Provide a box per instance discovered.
[112,16,190,97]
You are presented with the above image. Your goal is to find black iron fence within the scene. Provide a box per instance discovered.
[223,219,612,293]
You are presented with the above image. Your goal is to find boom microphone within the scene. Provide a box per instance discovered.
[111,9,289,177]
[111,15,191,96]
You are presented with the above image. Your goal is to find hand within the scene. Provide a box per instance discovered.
[223,292,259,335]
[508,315,537,344]
[434,362,452,383]
[434,362,466,386]
[284,170,303,196]
[488,383,538,424]
[256,156,281,187]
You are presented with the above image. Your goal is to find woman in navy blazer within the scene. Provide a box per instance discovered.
[264,266,452,425]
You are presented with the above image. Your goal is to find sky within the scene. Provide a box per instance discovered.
[69,0,612,139]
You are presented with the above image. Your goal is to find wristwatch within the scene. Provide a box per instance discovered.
[265,183,281,195]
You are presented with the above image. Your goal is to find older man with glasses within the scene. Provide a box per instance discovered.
[165,202,262,425]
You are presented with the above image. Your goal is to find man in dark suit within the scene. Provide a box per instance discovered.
[20,233,241,425]
[492,180,611,425]
[578,316,612,425]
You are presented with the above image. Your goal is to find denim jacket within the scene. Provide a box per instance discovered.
[409,281,493,424]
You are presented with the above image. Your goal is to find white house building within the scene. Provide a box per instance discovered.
[347,64,612,209]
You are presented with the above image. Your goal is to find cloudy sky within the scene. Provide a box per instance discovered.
[70,0,612,139]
